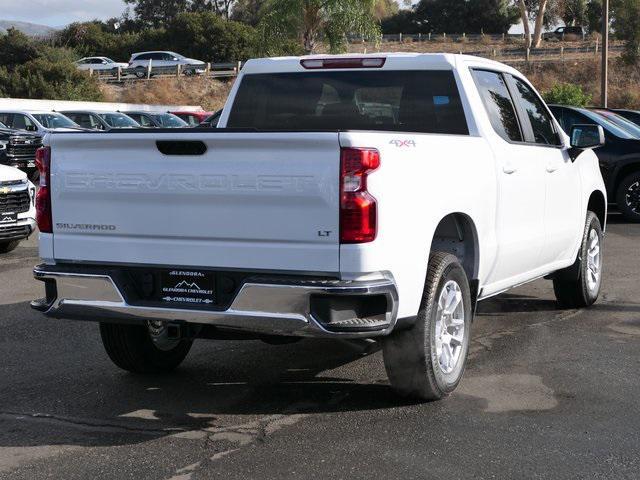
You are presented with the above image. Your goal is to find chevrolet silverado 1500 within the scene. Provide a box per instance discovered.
[32,54,607,400]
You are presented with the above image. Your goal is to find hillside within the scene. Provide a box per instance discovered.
[0,20,57,37]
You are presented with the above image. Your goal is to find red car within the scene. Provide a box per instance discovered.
[170,110,213,127]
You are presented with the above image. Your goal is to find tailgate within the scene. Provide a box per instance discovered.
[49,132,340,273]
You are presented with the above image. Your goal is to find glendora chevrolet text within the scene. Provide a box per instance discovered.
[32,54,607,400]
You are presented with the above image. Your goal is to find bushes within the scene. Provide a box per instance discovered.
[55,13,264,64]
[166,12,257,62]
[0,29,103,101]
[543,83,592,107]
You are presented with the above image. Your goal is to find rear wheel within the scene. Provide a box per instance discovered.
[383,252,472,401]
[99,321,193,373]
[553,211,603,308]
[0,240,19,254]
[616,172,640,222]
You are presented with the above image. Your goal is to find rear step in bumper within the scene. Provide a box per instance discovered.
[32,267,399,338]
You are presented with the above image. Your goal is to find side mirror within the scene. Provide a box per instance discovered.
[25,125,37,132]
[568,124,604,161]
[570,124,605,149]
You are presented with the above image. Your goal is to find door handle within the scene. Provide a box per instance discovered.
[503,164,517,174]
[546,164,558,173]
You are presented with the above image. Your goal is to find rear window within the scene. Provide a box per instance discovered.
[227,70,468,135]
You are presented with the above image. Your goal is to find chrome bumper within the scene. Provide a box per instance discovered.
[33,267,399,338]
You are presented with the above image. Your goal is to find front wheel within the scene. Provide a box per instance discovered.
[134,67,147,79]
[383,252,472,401]
[100,322,193,373]
[0,240,20,254]
[553,211,603,308]
[616,171,640,222]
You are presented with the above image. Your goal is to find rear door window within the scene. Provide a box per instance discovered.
[508,76,561,146]
[472,69,522,142]
[227,70,468,134]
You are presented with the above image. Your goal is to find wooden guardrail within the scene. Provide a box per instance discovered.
[89,61,243,83]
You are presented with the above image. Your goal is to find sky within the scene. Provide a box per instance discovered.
[0,0,128,27]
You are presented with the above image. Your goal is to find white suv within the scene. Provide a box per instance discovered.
[0,164,36,253]
[128,51,206,78]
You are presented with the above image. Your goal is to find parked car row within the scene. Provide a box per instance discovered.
[75,51,206,78]
[549,105,640,222]
[0,104,218,256]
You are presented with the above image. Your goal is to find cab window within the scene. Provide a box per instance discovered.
[471,70,522,142]
[509,76,561,146]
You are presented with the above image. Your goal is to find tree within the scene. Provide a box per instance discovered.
[191,0,237,19]
[517,0,562,48]
[560,0,588,26]
[123,0,190,28]
[166,12,257,61]
[612,0,640,64]
[259,0,380,54]
[382,0,518,34]
[231,0,266,25]
[0,28,40,68]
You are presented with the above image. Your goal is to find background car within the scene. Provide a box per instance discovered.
[550,104,640,222]
[613,109,640,127]
[75,57,129,74]
[0,111,84,135]
[197,109,222,128]
[588,108,640,138]
[61,111,141,130]
[128,51,206,78]
[0,121,42,179]
[170,110,213,127]
[122,111,189,128]
[544,26,585,41]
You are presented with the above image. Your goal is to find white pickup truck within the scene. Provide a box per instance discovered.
[32,54,607,400]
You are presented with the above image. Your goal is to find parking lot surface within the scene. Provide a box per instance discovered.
[1,213,639,479]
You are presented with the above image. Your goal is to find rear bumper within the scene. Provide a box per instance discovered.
[32,265,399,338]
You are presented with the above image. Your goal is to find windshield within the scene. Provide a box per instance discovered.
[98,113,140,128]
[154,113,188,127]
[592,109,640,138]
[32,113,79,129]
[227,70,469,134]
[580,109,638,139]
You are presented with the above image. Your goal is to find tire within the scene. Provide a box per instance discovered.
[134,67,147,79]
[383,252,472,401]
[99,322,193,373]
[553,211,603,308]
[615,171,640,222]
[0,240,19,253]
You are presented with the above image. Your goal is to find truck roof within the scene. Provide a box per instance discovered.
[241,52,522,77]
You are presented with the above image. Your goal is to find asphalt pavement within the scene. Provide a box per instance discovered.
[1,213,639,479]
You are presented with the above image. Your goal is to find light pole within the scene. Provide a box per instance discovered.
[601,0,609,107]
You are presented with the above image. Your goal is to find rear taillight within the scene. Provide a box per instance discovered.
[35,146,52,233]
[340,147,380,244]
